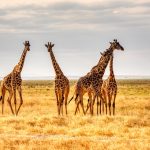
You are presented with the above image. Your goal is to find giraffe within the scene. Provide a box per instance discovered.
[0,41,30,115]
[68,54,105,115]
[101,54,117,115]
[45,42,69,115]
[71,39,124,115]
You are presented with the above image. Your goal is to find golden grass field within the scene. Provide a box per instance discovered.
[0,79,150,150]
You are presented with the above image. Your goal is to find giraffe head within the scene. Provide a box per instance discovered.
[24,41,30,51]
[45,42,55,52]
[110,39,124,51]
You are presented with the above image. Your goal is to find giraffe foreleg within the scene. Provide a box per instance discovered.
[7,91,14,115]
[102,90,107,115]
[112,91,117,115]
[91,94,96,116]
[58,91,62,116]
[16,87,23,115]
[108,93,112,116]
[1,85,6,114]
[97,96,100,115]
[61,91,64,116]
[101,96,104,114]
[55,89,60,116]
[99,92,105,115]
[64,86,69,115]
[12,88,17,115]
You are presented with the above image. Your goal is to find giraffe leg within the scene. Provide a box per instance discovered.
[99,92,105,115]
[61,92,64,116]
[58,91,62,116]
[113,92,117,116]
[1,86,6,114]
[91,94,96,115]
[12,88,17,115]
[64,86,69,115]
[80,95,85,115]
[16,87,23,115]
[77,102,80,113]
[85,99,90,114]
[101,96,104,114]
[74,94,80,115]
[75,95,81,114]
[7,91,14,115]
[108,93,112,116]
[97,96,100,115]
[75,99,80,115]
[102,90,107,115]
[55,89,60,116]
[85,92,92,114]
[60,88,65,116]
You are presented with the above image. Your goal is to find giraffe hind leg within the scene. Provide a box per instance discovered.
[61,95,64,116]
[75,98,80,115]
[85,99,90,114]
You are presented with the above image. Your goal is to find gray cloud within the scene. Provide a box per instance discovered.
[0,1,150,33]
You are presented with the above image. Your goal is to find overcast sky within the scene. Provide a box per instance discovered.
[0,0,150,78]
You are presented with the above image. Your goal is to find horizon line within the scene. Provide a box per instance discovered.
[1,75,150,80]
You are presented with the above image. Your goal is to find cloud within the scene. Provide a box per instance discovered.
[0,1,149,34]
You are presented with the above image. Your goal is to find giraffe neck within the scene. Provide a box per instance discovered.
[16,48,28,73]
[49,50,64,76]
[109,55,114,76]
[96,47,113,77]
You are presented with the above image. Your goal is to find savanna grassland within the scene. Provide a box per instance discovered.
[0,80,150,150]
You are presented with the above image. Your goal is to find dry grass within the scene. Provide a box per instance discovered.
[0,80,150,150]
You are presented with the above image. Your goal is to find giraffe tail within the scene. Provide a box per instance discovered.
[68,94,79,105]
[68,96,74,104]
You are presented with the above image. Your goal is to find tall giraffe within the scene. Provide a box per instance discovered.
[86,54,117,115]
[72,39,124,115]
[0,41,30,115]
[101,54,117,115]
[45,42,69,115]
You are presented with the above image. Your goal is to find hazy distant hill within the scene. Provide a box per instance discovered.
[1,75,150,80]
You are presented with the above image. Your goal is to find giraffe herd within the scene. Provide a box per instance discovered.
[0,39,124,116]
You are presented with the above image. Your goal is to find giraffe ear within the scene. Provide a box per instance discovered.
[52,44,55,47]
[100,52,103,55]
[45,44,48,48]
